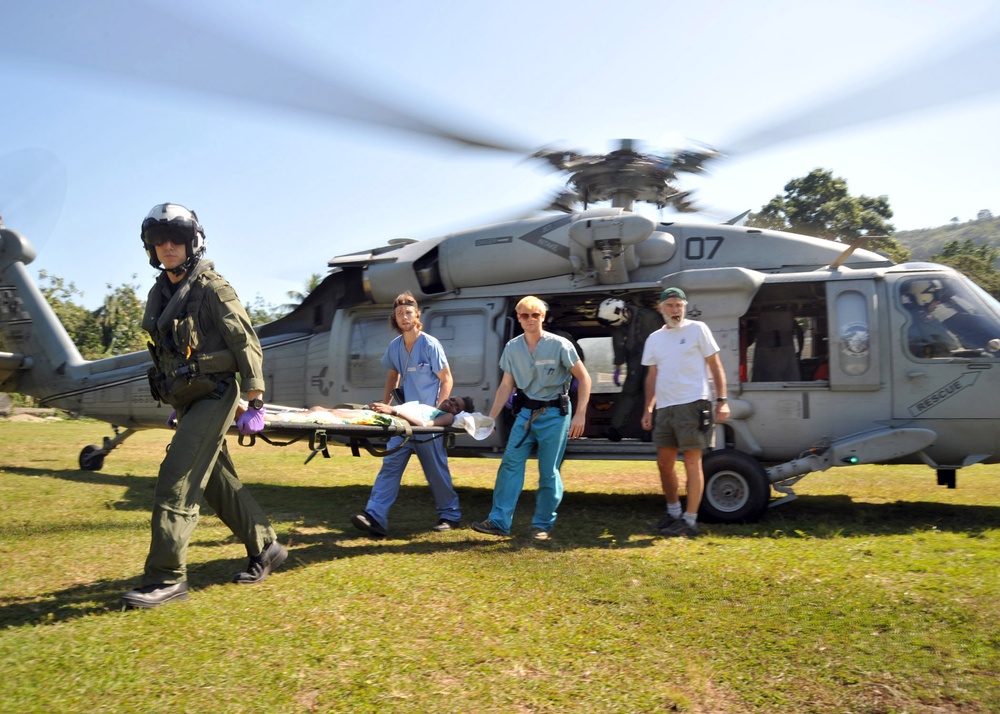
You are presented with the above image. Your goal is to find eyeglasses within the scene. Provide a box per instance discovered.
[517,312,543,319]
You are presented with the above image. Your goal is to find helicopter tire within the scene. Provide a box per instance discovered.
[79,444,105,471]
[700,449,770,524]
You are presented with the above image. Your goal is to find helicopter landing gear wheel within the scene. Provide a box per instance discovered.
[700,449,770,524]
[79,444,106,471]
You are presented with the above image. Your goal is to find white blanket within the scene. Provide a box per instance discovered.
[452,411,496,440]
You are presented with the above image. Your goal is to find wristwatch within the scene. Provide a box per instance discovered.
[248,397,265,410]
[715,397,728,404]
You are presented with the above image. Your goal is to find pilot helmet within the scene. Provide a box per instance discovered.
[597,298,629,327]
[906,279,943,308]
[140,203,206,270]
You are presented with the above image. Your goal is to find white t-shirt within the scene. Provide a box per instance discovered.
[641,319,720,408]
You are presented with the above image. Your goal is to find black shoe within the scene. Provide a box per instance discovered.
[655,512,681,530]
[431,518,460,532]
[351,511,388,538]
[605,427,622,442]
[471,519,509,536]
[120,581,190,610]
[232,540,288,584]
[640,432,652,443]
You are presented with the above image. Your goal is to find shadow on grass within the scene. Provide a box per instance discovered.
[8,465,1000,540]
[3,465,999,628]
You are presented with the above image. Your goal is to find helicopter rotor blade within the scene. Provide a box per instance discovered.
[724,23,1000,157]
[5,1,531,155]
[0,149,68,246]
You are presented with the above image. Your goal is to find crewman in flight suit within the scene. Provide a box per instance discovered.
[120,203,286,609]
[597,297,663,441]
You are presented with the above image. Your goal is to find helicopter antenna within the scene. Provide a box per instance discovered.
[829,235,880,270]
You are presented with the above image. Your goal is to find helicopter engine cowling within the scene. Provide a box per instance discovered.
[568,213,656,284]
[359,208,659,303]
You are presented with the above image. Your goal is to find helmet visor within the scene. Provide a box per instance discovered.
[142,221,191,247]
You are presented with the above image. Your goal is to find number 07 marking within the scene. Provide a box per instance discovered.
[685,236,724,260]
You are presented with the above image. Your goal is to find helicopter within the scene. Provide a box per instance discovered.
[5,134,1000,525]
[3,2,1000,525]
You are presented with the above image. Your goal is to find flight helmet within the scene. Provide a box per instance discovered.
[906,279,943,308]
[597,298,629,327]
[141,203,206,271]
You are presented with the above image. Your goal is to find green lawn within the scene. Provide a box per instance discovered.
[1,419,998,713]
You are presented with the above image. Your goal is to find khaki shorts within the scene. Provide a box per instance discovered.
[652,400,712,451]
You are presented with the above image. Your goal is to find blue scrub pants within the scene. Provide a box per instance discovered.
[365,435,461,529]
[488,406,571,534]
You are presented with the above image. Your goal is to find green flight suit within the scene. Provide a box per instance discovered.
[141,260,275,585]
[610,305,663,433]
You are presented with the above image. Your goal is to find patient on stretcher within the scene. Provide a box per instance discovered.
[239,395,496,439]
[295,396,473,427]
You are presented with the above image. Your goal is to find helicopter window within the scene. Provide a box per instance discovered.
[347,316,398,387]
[899,276,1000,359]
[836,290,871,376]
[740,283,829,383]
[425,311,487,385]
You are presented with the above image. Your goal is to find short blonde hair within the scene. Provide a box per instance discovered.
[515,296,547,316]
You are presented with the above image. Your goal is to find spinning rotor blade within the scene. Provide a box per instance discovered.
[726,23,1000,157]
[6,1,530,154]
[0,149,68,246]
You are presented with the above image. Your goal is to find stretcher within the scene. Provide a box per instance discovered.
[233,404,469,464]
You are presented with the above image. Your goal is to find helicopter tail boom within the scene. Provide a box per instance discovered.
[0,228,87,398]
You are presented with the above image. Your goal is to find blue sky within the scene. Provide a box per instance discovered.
[3,0,999,309]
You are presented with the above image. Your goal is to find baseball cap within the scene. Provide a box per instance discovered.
[660,287,686,301]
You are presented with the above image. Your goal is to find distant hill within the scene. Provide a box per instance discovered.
[895,214,1000,262]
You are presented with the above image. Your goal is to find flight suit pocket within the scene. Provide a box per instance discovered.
[172,315,201,355]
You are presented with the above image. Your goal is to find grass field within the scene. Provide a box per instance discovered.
[1,419,998,713]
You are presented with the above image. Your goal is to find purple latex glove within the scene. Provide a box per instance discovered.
[237,406,266,435]
[613,366,621,387]
[166,410,177,428]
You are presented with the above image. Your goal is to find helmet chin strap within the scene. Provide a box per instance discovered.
[161,256,199,276]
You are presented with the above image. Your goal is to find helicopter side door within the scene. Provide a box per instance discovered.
[326,297,509,451]
[735,275,891,463]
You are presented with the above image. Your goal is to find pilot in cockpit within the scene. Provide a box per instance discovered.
[903,279,960,358]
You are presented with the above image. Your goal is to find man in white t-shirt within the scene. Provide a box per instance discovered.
[640,287,730,537]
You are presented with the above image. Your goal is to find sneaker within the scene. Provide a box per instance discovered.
[471,519,509,536]
[351,511,387,538]
[232,540,288,584]
[655,512,681,530]
[120,581,190,609]
[431,518,460,532]
[530,527,551,541]
[660,518,699,538]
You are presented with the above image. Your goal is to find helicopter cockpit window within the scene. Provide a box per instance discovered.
[899,276,1000,359]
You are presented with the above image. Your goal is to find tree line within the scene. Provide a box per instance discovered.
[746,168,1000,298]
